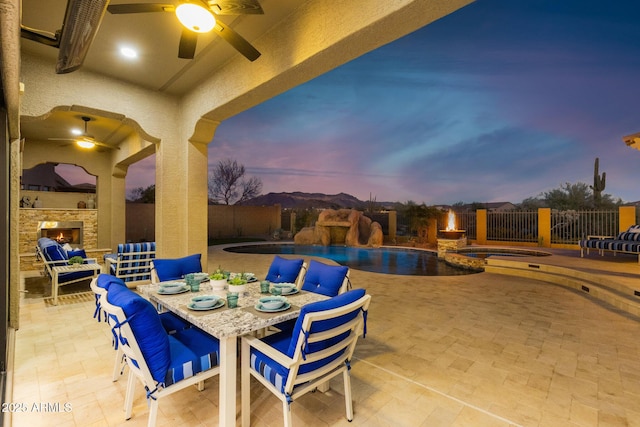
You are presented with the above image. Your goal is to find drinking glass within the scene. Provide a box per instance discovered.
[226,292,239,308]
[260,280,270,293]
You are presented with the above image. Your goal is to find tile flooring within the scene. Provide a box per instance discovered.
[9,247,640,426]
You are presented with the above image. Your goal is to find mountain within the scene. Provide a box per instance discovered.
[239,192,368,209]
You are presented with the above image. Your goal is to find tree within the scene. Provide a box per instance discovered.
[127,185,155,203]
[208,159,262,205]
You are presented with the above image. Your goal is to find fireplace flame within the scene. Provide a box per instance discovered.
[446,210,456,231]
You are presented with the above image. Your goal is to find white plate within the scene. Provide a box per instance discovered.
[158,285,190,295]
[255,302,291,313]
[188,299,225,311]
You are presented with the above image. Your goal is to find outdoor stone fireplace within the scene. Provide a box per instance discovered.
[37,221,83,246]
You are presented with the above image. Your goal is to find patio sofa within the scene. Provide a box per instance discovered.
[579,225,640,263]
[104,242,156,287]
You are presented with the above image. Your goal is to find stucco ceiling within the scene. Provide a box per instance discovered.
[21,0,301,95]
[19,0,302,146]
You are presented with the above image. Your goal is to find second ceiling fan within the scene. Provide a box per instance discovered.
[107,1,263,61]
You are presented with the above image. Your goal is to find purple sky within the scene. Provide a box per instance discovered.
[67,0,640,204]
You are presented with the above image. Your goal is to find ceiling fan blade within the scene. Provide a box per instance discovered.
[92,140,120,150]
[178,29,198,59]
[48,138,75,141]
[210,0,264,15]
[107,3,175,14]
[214,21,260,61]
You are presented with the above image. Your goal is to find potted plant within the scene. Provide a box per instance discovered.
[209,267,228,291]
[68,256,84,265]
[228,273,248,294]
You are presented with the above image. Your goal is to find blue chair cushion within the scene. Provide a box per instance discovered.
[95,274,188,333]
[114,242,156,282]
[153,254,202,281]
[58,269,95,284]
[42,242,68,262]
[301,260,348,297]
[67,249,88,260]
[106,284,170,384]
[164,327,219,386]
[250,289,367,394]
[265,256,304,283]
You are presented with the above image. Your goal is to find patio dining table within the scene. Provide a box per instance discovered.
[137,279,328,427]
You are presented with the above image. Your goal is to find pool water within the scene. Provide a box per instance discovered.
[224,244,479,276]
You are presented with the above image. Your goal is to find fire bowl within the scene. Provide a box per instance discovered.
[438,230,466,239]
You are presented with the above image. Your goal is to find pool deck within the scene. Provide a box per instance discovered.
[10,244,640,426]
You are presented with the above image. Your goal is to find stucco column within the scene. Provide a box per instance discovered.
[155,136,210,263]
[109,164,127,249]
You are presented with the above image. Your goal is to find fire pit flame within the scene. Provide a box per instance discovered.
[439,210,465,239]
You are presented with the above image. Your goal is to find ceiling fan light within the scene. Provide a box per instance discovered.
[176,3,216,33]
[76,138,96,149]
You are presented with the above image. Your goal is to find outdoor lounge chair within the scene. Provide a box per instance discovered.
[241,289,371,427]
[36,237,100,303]
[102,282,220,427]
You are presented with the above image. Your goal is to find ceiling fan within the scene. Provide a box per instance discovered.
[49,116,118,150]
[107,1,263,61]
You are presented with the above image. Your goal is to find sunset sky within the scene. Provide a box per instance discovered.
[106,0,640,204]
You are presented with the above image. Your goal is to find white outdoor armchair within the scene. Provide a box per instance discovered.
[241,288,371,427]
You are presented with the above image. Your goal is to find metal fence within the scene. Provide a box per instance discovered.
[550,210,618,244]
[486,211,538,243]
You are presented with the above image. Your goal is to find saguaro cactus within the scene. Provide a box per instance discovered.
[590,157,606,204]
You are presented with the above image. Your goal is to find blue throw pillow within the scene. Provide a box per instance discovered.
[301,260,348,296]
[67,249,87,259]
[106,285,170,384]
[265,256,304,283]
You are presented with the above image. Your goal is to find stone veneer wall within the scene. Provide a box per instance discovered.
[19,208,109,271]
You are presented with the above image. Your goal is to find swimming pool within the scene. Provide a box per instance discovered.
[224,244,479,276]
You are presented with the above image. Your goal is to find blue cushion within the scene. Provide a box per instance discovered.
[164,327,219,386]
[106,285,170,384]
[67,249,87,259]
[301,260,348,297]
[58,269,95,284]
[153,254,202,282]
[265,256,304,283]
[286,289,365,357]
[250,289,367,393]
[116,242,156,282]
[95,274,188,333]
[42,242,68,262]
[96,274,126,290]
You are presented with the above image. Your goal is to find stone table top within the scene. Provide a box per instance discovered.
[138,280,327,339]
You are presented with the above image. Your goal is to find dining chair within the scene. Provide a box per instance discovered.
[150,253,202,283]
[272,260,351,335]
[90,274,190,382]
[265,256,307,288]
[103,283,220,427]
[241,289,371,427]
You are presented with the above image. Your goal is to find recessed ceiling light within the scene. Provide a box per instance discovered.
[120,46,138,59]
[71,128,82,136]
